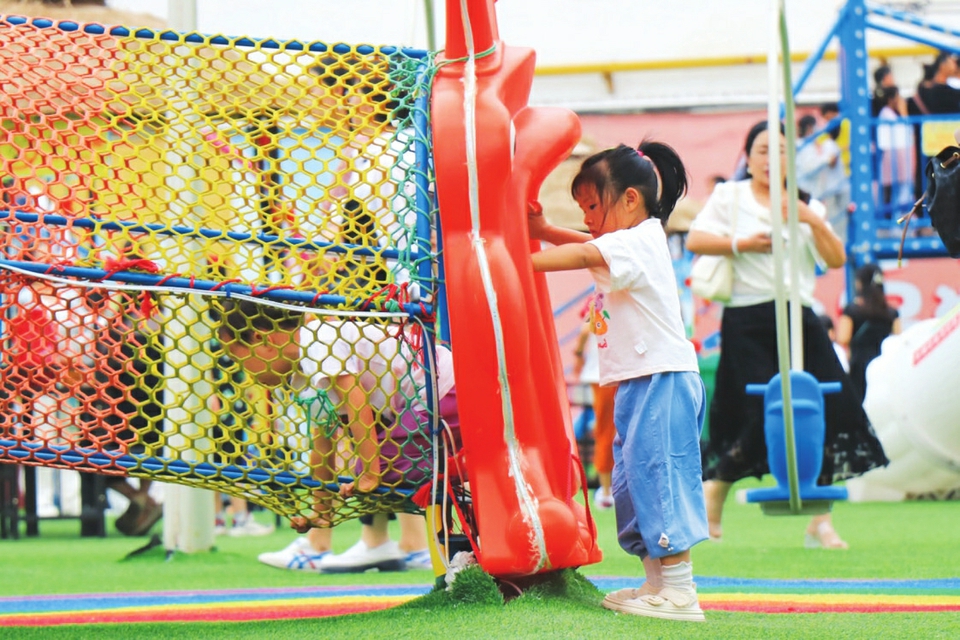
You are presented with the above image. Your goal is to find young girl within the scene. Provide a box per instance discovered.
[529,142,708,622]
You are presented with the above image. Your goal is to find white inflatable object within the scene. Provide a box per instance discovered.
[850,304,960,501]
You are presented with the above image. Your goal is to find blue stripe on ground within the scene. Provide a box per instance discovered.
[0,585,432,614]
[2,577,958,615]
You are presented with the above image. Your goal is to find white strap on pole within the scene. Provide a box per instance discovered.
[457,0,548,572]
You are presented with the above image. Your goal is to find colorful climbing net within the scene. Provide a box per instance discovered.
[0,15,450,526]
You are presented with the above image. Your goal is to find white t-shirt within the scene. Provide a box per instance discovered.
[299,319,455,418]
[689,180,829,307]
[587,220,699,386]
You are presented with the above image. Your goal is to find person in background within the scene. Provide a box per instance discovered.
[796,114,823,197]
[819,103,850,175]
[871,65,897,117]
[836,264,901,404]
[686,120,888,551]
[819,315,849,374]
[217,300,450,573]
[915,51,960,114]
[796,113,850,243]
[876,85,915,217]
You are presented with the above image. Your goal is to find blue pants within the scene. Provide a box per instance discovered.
[573,405,595,441]
[612,371,709,560]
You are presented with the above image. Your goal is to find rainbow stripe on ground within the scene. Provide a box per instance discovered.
[2,578,958,626]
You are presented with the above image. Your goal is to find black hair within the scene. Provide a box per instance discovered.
[933,51,955,75]
[855,263,891,320]
[819,102,840,117]
[873,65,891,87]
[798,114,817,137]
[880,85,899,104]
[818,314,835,333]
[744,119,781,158]
[570,141,688,226]
[215,298,303,343]
[743,120,811,204]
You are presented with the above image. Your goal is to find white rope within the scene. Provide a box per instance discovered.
[457,0,548,572]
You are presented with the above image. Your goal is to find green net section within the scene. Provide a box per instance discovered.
[0,16,446,525]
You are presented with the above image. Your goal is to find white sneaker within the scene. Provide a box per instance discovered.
[604,583,660,603]
[228,514,276,537]
[258,537,330,572]
[404,549,434,571]
[593,487,614,510]
[319,540,406,574]
[602,585,705,622]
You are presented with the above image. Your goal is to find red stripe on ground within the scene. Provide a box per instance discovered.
[0,602,399,626]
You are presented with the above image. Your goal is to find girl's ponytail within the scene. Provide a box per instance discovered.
[637,140,688,224]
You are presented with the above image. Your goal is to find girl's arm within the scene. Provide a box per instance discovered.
[532,243,606,272]
[528,202,593,246]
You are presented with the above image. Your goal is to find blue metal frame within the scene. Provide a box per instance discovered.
[792,0,960,301]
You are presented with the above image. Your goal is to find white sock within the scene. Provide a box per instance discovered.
[642,555,663,590]
[661,561,695,592]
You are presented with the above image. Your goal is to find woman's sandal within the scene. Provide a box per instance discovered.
[804,522,849,549]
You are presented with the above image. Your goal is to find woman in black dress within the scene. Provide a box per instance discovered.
[686,121,888,550]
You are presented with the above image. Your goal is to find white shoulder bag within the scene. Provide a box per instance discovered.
[689,183,740,304]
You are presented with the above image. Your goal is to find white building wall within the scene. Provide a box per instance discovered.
[105,0,960,110]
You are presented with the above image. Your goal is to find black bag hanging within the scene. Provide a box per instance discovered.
[924,146,960,258]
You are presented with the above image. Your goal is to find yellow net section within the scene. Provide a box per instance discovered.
[0,16,447,526]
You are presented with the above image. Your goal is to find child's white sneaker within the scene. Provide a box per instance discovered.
[603,582,660,604]
[593,487,614,510]
[319,540,406,574]
[404,548,434,570]
[257,537,329,572]
[228,514,276,537]
[602,585,705,622]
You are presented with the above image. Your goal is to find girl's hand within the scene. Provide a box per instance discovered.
[528,201,549,240]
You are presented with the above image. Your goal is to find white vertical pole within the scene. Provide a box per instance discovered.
[779,5,805,372]
[767,0,802,514]
[162,0,216,554]
[168,0,198,32]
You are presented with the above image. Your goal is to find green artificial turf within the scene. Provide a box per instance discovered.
[2,478,959,638]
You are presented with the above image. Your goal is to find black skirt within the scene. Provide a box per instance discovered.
[702,301,888,485]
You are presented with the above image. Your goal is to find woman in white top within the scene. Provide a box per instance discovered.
[686,121,888,550]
